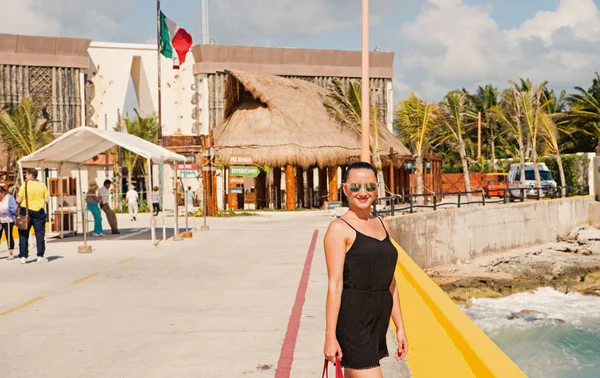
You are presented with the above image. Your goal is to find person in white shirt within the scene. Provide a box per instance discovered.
[126,186,139,221]
[151,186,160,216]
[98,180,119,234]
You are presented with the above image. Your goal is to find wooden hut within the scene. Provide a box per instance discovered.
[214,71,413,211]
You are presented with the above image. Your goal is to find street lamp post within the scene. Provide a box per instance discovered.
[361,0,370,163]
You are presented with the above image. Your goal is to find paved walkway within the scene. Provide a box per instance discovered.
[0,211,410,377]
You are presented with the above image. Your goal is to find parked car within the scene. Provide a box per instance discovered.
[483,173,507,198]
[507,163,557,200]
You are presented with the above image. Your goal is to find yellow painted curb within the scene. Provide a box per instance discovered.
[393,240,526,378]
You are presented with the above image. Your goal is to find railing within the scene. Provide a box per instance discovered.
[372,185,588,217]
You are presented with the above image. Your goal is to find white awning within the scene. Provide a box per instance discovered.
[18,126,186,168]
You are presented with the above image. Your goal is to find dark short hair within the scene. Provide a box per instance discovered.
[343,162,377,182]
[0,186,6,194]
[103,180,112,186]
[26,168,38,178]
[153,186,159,191]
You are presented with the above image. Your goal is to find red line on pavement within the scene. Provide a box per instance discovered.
[274,229,319,378]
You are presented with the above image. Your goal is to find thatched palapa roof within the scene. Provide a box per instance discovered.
[214,71,411,169]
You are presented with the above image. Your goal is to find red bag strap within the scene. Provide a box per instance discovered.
[322,357,343,378]
[322,359,328,378]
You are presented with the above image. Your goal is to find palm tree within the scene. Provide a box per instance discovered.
[469,84,500,170]
[540,112,567,196]
[493,88,527,187]
[567,72,600,153]
[324,80,386,197]
[116,109,158,189]
[511,81,548,196]
[395,93,438,198]
[0,97,54,167]
[438,91,475,198]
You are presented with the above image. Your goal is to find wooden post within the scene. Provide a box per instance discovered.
[477,111,482,160]
[285,164,296,211]
[273,167,282,210]
[306,167,314,208]
[255,170,267,209]
[296,166,304,208]
[318,167,328,207]
[328,166,339,202]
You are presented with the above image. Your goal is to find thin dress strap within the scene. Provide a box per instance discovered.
[377,217,389,237]
[338,217,358,231]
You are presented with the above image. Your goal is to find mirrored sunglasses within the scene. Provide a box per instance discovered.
[347,182,377,193]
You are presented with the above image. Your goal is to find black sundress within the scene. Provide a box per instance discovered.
[336,217,398,370]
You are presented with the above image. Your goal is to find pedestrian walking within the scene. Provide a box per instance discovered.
[0,186,17,260]
[126,186,139,221]
[151,186,160,216]
[186,186,194,214]
[16,168,49,264]
[86,182,104,236]
[98,180,119,234]
[323,162,408,376]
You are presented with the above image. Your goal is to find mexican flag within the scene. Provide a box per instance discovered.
[160,11,193,69]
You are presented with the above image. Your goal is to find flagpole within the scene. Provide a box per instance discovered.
[156,0,165,240]
[156,0,163,142]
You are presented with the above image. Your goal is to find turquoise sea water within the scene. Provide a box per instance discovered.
[462,288,600,378]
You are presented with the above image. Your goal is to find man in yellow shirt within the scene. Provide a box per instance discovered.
[16,168,49,264]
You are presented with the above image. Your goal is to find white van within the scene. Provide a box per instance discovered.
[507,162,557,199]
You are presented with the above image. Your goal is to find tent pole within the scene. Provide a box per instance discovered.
[184,172,189,232]
[77,164,91,253]
[148,158,156,246]
[58,163,64,239]
[162,162,166,241]
[174,164,180,237]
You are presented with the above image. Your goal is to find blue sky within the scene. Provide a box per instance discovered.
[2,0,600,101]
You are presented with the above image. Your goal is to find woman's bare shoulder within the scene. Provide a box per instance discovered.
[325,218,352,238]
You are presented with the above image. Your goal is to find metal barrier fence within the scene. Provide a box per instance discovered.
[372,185,588,217]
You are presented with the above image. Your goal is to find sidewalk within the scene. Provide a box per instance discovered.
[0,211,410,377]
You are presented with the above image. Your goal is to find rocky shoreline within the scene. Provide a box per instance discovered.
[426,225,600,304]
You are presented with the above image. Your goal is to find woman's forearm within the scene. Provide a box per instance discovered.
[390,281,406,332]
[325,286,342,340]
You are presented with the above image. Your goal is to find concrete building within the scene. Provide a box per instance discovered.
[0,33,398,211]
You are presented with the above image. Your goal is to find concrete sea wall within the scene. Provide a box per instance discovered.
[388,195,594,268]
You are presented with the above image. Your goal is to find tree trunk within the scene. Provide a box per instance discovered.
[556,153,566,197]
[285,164,296,211]
[372,153,386,199]
[518,139,526,187]
[127,169,133,192]
[531,149,542,197]
[459,138,472,201]
[490,123,497,171]
[415,155,424,205]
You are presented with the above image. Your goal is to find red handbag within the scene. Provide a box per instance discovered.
[322,356,344,378]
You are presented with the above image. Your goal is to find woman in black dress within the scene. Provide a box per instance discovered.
[324,162,408,377]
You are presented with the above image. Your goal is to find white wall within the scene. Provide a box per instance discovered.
[388,196,594,268]
[87,42,198,137]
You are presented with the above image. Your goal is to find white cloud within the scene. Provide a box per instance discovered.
[0,0,61,36]
[211,0,424,42]
[0,0,133,40]
[395,0,600,101]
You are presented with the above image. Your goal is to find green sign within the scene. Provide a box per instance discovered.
[230,165,260,177]
[178,170,198,178]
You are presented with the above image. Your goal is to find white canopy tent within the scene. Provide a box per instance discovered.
[18,126,187,246]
